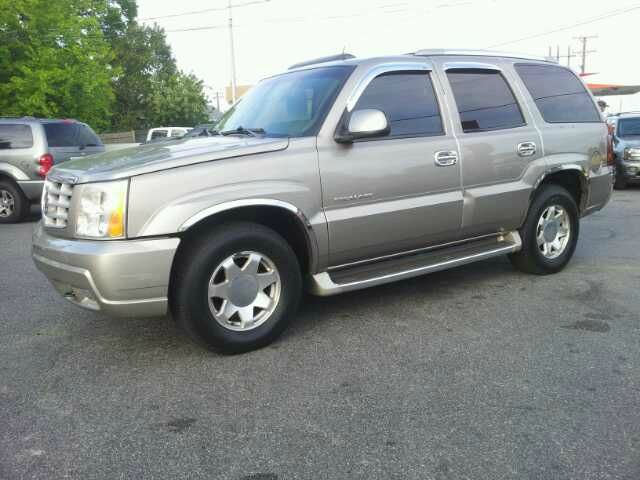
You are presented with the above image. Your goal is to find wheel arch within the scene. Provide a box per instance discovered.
[532,165,589,213]
[175,199,319,276]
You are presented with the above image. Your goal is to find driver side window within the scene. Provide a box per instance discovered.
[354,71,444,139]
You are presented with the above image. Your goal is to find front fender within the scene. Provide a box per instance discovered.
[126,138,329,269]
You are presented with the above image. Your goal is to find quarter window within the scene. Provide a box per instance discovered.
[515,64,601,123]
[353,71,444,138]
[447,69,525,133]
[0,124,33,149]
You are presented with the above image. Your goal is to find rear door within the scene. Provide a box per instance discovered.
[434,58,543,237]
[43,121,104,165]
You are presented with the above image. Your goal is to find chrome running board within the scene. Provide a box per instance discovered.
[308,232,521,296]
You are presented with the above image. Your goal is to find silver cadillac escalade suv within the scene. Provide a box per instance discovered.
[33,50,613,353]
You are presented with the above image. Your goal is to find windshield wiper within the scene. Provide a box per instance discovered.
[220,126,265,137]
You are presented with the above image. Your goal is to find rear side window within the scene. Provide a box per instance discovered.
[515,64,601,123]
[354,71,444,138]
[0,124,33,149]
[446,69,525,133]
[44,123,102,147]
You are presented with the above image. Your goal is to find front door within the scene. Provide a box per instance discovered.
[318,67,463,266]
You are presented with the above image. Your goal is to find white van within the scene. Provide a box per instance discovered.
[146,127,192,143]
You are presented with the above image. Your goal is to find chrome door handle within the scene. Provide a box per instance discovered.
[434,150,458,167]
[517,142,537,157]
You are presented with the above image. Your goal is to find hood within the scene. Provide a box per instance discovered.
[618,136,640,148]
[47,136,289,184]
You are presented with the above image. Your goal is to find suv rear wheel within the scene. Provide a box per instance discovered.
[0,179,28,223]
[509,185,579,275]
[172,222,302,353]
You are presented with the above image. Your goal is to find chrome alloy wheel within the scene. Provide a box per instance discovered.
[207,251,281,331]
[536,204,571,259]
[0,189,15,218]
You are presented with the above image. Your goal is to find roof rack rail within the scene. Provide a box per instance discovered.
[288,53,355,70]
[411,49,551,63]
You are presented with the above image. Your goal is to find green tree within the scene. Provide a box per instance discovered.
[107,23,178,130]
[0,0,210,132]
[94,1,210,131]
[148,72,209,127]
[0,0,115,131]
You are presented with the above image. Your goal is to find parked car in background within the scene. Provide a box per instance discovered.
[33,50,613,353]
[607,112,640,188]
[0,117,104,223]
[146,127,192,143]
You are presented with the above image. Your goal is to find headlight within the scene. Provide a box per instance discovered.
[75,180,128,239]
[624,148,640,160]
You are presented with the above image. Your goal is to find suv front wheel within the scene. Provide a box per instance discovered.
[172,222,302,353]
[510,185,580,275]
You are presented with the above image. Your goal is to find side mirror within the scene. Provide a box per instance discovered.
[335,109,390,143]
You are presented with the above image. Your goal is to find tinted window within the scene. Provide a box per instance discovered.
[44,123,102,147]
[617,118,640,137]
[447,69,525,133]
[354,72,443,137]
[151,130,168,139]
[0,124,33,149]
[515,64,600,123]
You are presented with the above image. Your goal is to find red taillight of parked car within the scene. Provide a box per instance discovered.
[38,153,54,177]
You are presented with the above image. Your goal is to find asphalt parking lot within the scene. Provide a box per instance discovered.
[1,189,639,480]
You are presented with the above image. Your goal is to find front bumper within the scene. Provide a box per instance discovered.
[32,223,180,317]
[619,161,640,182]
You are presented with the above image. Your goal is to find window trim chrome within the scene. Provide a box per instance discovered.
[345,62,433,112]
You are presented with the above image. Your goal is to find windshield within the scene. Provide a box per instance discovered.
[617,118,640,137]
[216,66,354,138]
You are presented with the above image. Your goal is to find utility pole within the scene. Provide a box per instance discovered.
[574,35,597,74]
[225,0,270,105]
[228,0,237,104]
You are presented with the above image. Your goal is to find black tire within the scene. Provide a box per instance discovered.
[509,185,579,275]
[0,179,28,224]
[614,166,627,190]
[171,222,302,353]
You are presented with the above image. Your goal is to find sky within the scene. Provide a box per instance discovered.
[137,0,640,113]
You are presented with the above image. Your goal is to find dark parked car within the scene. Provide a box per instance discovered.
[608,112,640,188]
[0,117,104,222]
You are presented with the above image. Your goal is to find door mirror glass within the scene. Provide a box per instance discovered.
[336,109,389,143]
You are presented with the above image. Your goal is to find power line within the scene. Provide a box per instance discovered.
[139,0,269,21]
[166,24,227,33]
[487,3,640,48]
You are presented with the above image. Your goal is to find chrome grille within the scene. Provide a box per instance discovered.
[42,180,73,228]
